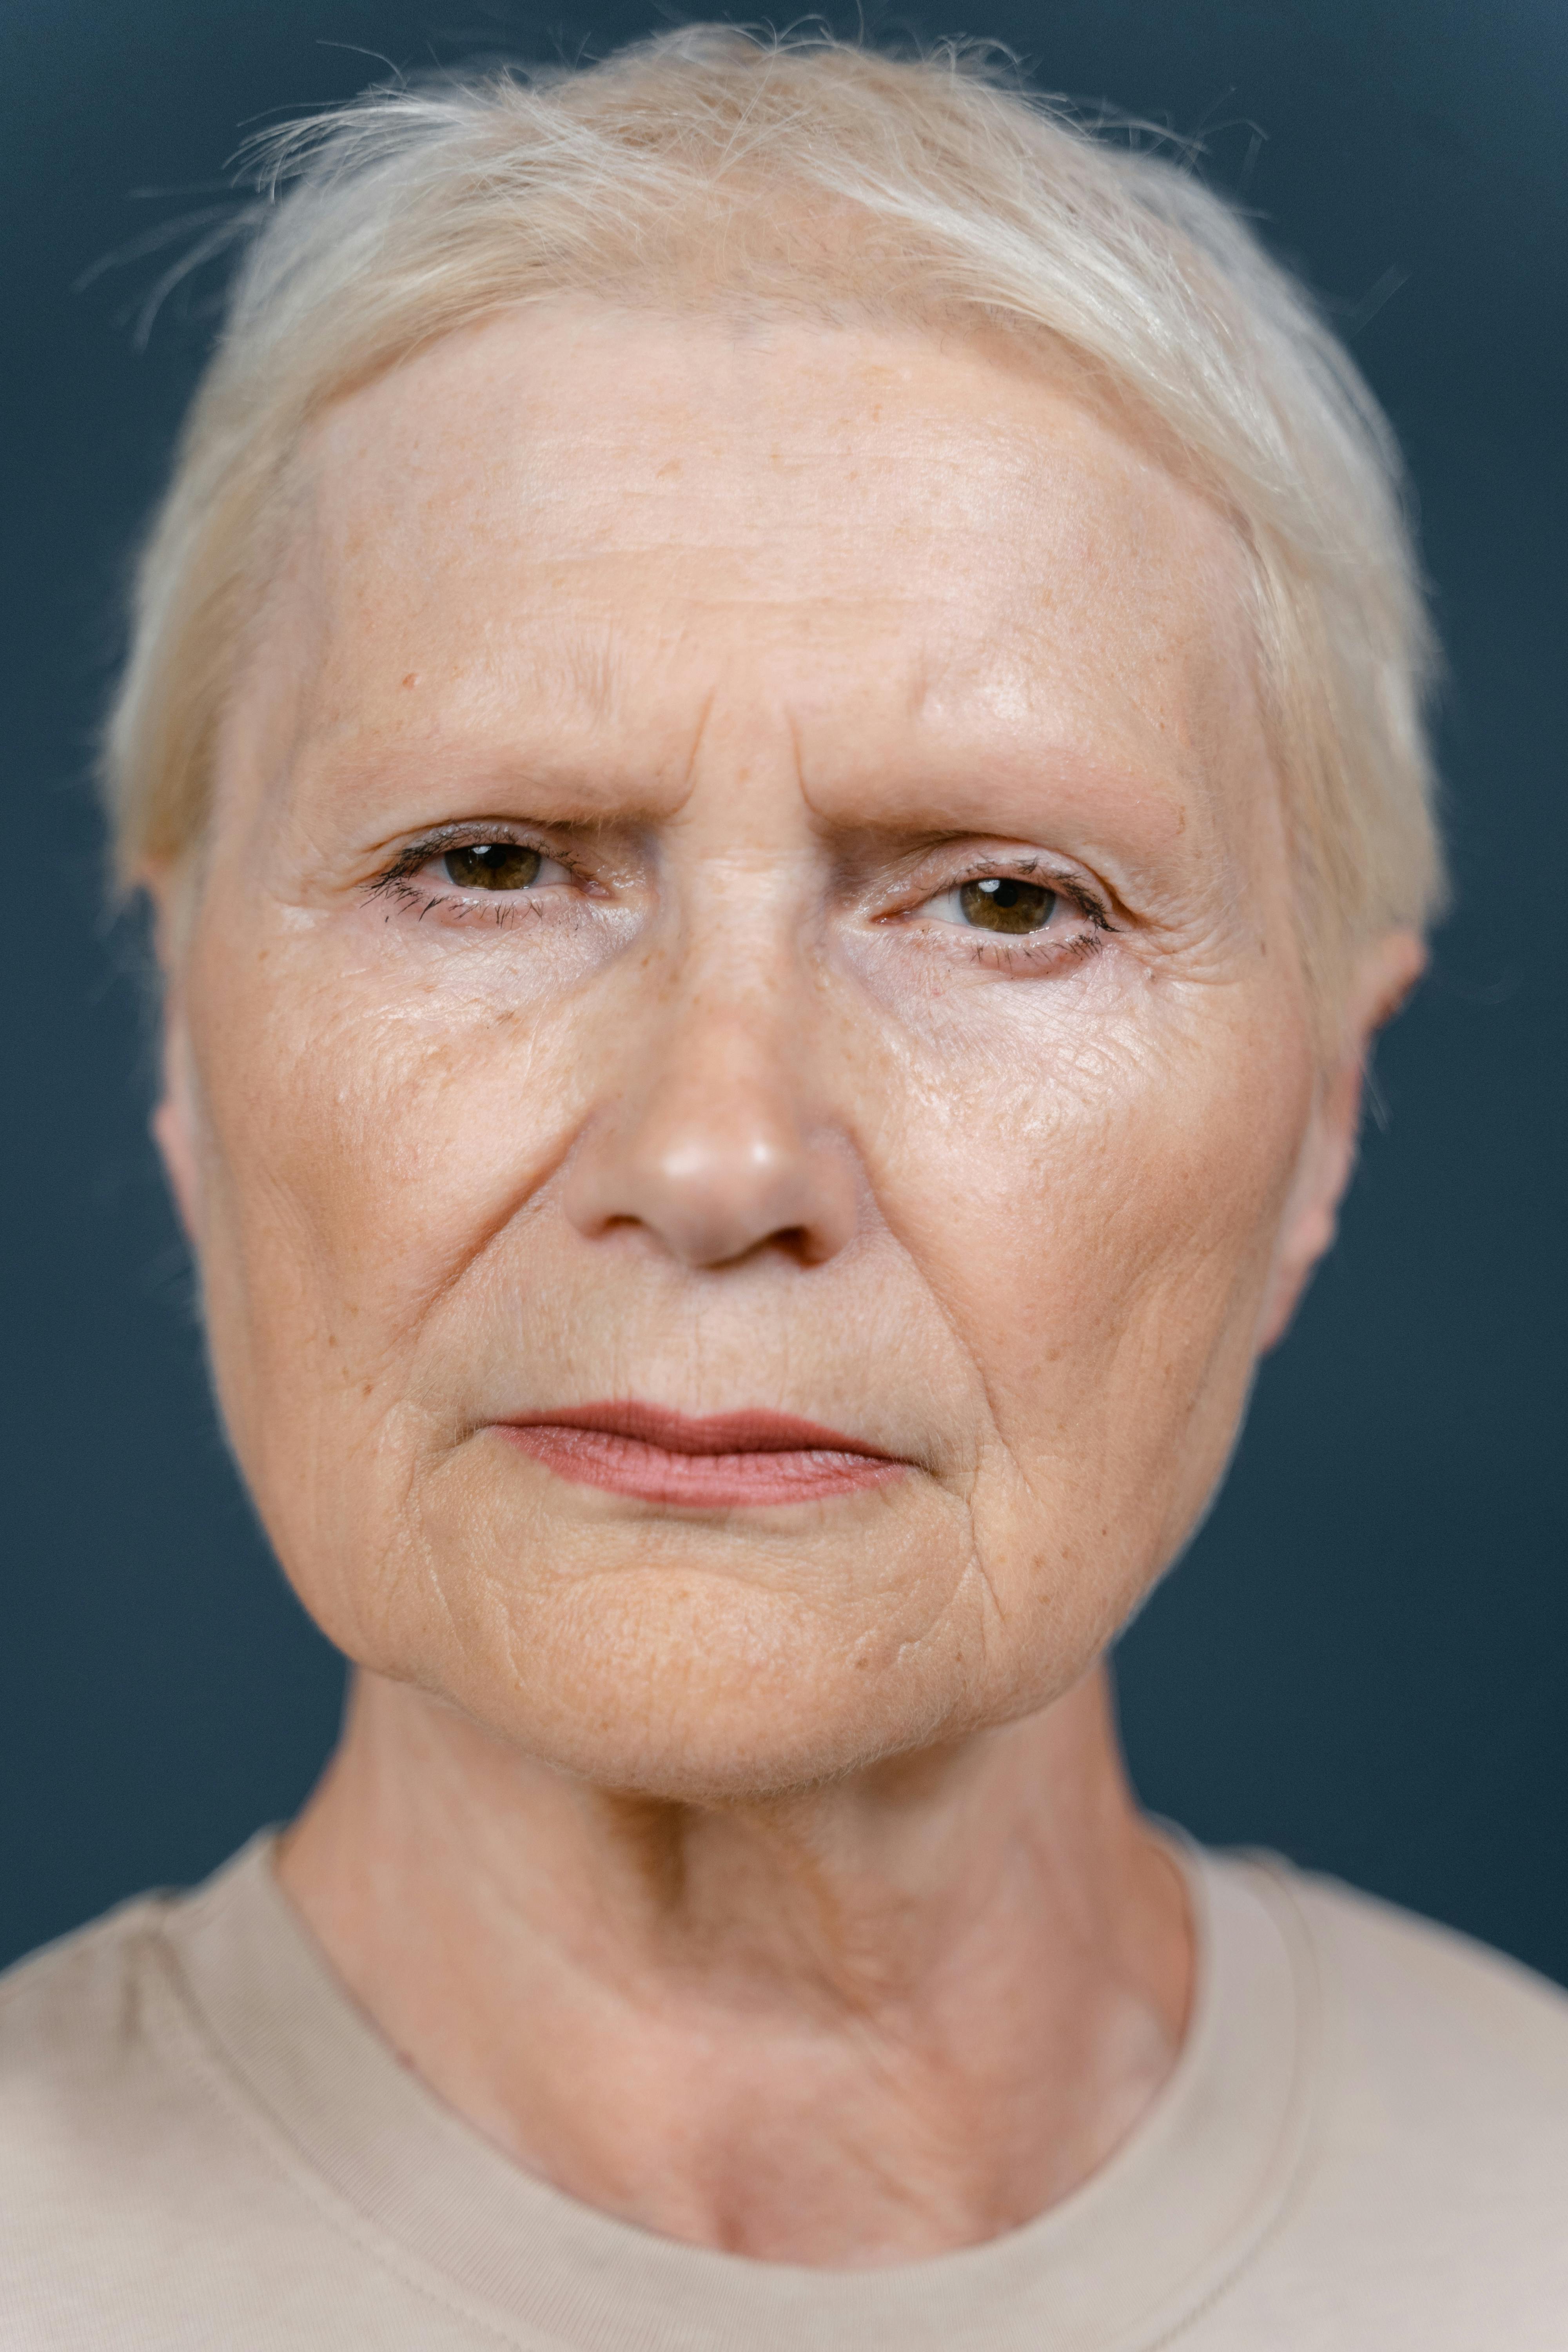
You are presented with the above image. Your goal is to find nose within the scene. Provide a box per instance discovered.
[563,1001,858,1270]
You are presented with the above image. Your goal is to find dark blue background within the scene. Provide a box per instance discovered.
[3,1,1563,1978]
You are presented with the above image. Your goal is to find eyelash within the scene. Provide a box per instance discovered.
[365,830,581,928]
[363,834,1113,969]
[909,856,1110,971]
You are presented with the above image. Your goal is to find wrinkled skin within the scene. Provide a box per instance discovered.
[152,303,1419,2258]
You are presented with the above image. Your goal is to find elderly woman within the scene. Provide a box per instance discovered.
[4,28,1565,2349]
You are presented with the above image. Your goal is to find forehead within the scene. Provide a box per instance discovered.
[248,300,1266,828]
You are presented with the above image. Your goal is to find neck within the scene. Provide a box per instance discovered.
[278,1664,1191,2267]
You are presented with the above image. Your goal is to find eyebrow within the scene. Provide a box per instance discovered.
[295,743,1200,952]
[793,740,1197,873]
[289,730,681,833]
[284,601,1212,888]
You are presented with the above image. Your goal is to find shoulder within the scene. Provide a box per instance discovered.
[1201,1851,1568,2344]
[0,1885,226,2240]
[1280,1859,1568,2115]
[0,1886,181,2116]
[0,1857,506,2351]
[0,1860,315,2346]
[0,1894,184,2336]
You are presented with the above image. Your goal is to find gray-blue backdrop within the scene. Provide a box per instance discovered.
[3,0,1563,1980]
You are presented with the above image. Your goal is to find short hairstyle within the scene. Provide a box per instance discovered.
[103,26,1445,1011]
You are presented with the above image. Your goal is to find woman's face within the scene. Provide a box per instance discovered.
[159,302,1356,1797]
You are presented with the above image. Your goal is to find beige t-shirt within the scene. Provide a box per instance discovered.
[3,1835,1566,2349]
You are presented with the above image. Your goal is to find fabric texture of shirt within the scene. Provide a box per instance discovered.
[3,1833,1566,2349]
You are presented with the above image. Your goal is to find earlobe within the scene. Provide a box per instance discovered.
[1255,1056,1364,1352]
[1349,927,1428,1039]
[143,864,204,1248]
[152,1020,203,1248]
[1256,928,1428,1354]
[143,861,207,1251]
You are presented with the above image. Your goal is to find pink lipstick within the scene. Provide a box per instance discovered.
[496,1400,906,1509]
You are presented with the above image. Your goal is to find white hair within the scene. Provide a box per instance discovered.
[103,25,1445,1008]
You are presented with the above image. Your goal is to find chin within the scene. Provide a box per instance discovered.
[372,1553,1045,1806]
[273,1443,1151,1803]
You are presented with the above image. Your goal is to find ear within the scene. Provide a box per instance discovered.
[1256,929,1426,1353]
[143,866,203,1250]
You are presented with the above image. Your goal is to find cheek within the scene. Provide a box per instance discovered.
[181,872,1316,1731]
[880,993,1314,1582]
[183,928,593,1521]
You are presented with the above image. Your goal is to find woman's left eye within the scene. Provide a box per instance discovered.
[915,876,1061,934]
[435,842,571,892]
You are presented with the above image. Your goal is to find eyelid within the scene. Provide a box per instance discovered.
[368,831,1114,927]
[435,845,574,887]
[374,824,581,891]
[902,854,1111,927]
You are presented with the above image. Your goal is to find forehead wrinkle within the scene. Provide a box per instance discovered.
[248,311,1268,876]
[679,683,721,808]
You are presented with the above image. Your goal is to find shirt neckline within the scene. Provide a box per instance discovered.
[153,1831,1321,2352]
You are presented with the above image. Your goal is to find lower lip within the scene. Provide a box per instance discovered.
[496,1411,906,1509]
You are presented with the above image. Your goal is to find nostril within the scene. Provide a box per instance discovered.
[561,1051,860,1271]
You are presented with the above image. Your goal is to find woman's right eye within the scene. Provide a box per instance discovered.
[441,842,548,890]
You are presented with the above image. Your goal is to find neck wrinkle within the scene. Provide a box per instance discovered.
[276,1660,1192,2265]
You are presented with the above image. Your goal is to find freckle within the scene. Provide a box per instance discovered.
[361,1381,373,1398]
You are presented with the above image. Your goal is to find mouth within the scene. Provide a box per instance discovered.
[494,1399,908,1509]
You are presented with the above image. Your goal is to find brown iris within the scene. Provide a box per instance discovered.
[958,877,1056,933]
[443,843,543,890]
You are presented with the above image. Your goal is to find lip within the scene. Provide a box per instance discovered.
[494,1400,908,1510]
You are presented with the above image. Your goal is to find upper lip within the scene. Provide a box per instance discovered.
[499,1400,899,1459]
